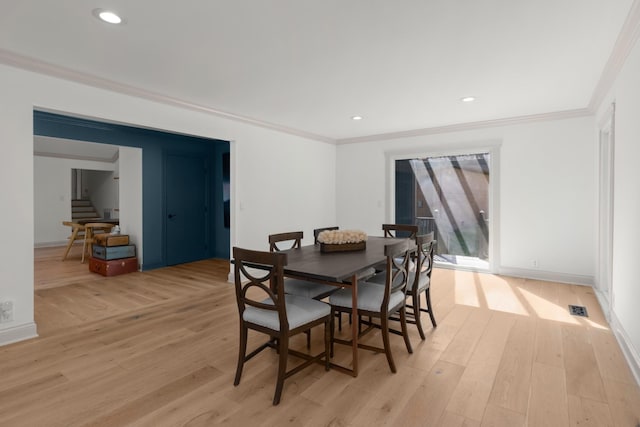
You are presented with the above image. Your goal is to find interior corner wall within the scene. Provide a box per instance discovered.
[0,62,337,346]
[336,115,596,283]
[595,31,640,382]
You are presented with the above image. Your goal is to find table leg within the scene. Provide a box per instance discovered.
[81,227,92,263]
[62,227,79,261]
[350,273,359,377]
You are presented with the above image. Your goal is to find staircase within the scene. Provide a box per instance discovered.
[72,199,100,221]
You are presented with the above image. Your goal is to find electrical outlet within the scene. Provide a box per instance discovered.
[532,259,539,268]
[0,300,14,323]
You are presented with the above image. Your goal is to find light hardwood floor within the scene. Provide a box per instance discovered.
[1,246,639,426]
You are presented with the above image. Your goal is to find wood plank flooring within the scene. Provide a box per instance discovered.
[1,247,638,426]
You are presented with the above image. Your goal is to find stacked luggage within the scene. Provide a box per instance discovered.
[89,233,138,276]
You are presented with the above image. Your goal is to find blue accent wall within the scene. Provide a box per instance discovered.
[34,111,230,269]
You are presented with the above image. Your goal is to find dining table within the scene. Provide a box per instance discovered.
[281,235,412,377]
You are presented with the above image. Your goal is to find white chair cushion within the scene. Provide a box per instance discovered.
[414,273,430,292]
[365,271,408,291]
[243,294,330,331]
[329,283,406,312]
[283,278,336,299]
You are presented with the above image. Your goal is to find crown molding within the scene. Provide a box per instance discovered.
[336,108,592,144]
[0,49,335,144]
[4,0,638,150]
[589,0,640,112]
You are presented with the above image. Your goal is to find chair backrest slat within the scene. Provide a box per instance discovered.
[382,224,418,240]
[413,232,436,288]
[313,226,339,244]
[381,240,411,310]
[268,231,304,252]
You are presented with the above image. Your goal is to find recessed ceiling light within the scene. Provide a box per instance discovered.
[461,96,476,103]
[351,116,363,121]
[93,9,123,24]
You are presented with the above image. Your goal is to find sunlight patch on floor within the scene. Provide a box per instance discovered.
[518,288,579,325]
[478,274,530,316]
[453,269,481,308]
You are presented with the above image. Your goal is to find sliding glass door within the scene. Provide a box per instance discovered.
[395,153,490,270]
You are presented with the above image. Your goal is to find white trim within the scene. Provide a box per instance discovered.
[0,49,334,144]
[593,287,612,321]
[498,266,593,286]
[338,109,591,144]
[610,310,640,387]
[33,151,119,163]
[589,0,640,112]
[0,322,38,347]
[0,48,609,148]
[34,241,68,249]
[595,103,615,315]
[597,103,616,129]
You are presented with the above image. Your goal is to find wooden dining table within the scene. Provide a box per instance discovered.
[281,236,411,377]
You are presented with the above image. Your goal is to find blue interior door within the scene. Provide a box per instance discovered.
[165,154,208,265]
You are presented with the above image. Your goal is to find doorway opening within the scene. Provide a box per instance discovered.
[71,168,119,221]
[395,153,490,270]
[596,103,615,316]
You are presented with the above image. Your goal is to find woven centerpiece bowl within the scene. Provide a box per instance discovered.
[317,230,367,253]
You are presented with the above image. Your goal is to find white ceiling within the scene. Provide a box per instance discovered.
[1,0,636,142]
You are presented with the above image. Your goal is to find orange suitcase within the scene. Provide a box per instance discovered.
[89,256,138,276]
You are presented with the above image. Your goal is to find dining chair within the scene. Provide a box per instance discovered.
[372,223,420,273]
[313,226,339,244]
[329,240,413,373]
[269,231,338,347]
[81,222,115,263]
[269,232,337,300]
[367,232,437,339]
[408,232,437,337]
[232,247,331,405]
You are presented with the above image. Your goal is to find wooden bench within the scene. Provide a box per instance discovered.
[61,221,87,261]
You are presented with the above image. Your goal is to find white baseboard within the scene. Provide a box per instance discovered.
[0,322,38,347]
[498,266,594,286]
[609,311,640,387]
[593,287,612,321]
[34,241,70,248]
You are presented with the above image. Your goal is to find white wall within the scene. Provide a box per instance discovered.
[33,155,115,246]
[336,116,596,283]
[84,169,118,219]
[596,29,640,383]
[119,147,143,269]
[0,63,336,345]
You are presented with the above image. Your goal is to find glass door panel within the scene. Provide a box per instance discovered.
[396,153,490,269]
